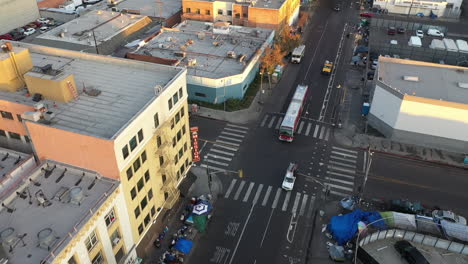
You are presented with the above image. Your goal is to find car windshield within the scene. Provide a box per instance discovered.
[285,177,294,183]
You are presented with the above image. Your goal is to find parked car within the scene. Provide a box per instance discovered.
[387,27,396,35]
[0,34,13,40]
[333,4,341,11]
[370,59,378,70]
[32,21,43,27]
[360,12,374,18]
[9,31,25,41]
[39,26,49,33]
[389,199,425,214]
[416,30,424,38]
[282,162,298,191]
[23,28,36,36]
[394,240,429,264]
[37,17,50,24]
[427,28,444,37]
[25,23,38,29]
[397,27,406,34]
[432,210,467,225]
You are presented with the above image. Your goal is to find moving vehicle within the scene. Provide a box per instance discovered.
[279,84,309,142]
[282,162,298,191]
[333,4,341,11]
[23,28,36,36]
[291,45,305,63]
[427,28,444,37]
[387,27,396,35]
[416,30,424,38]
[321,60,333,75]
[432,210,467,225]
[360,12,374,18]
[394,240,429,264]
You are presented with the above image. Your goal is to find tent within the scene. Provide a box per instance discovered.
[174,239,193,254]
[355,46,369,53]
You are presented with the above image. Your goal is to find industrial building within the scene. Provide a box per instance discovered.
[0,40,192,257]
[368,56,468,153]
[127,20,274,103]
[33,10,152,55]
[0,0,40,35]
[110,0,182,27]
[0,159,137,264]
[182,0,300,29]
[373,0,462,18]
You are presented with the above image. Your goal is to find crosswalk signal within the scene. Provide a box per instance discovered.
[238,169,244,178]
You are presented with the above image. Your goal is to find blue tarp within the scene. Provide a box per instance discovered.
[328,209,386,245]
[355,46,369,53]
[174,239,193,254]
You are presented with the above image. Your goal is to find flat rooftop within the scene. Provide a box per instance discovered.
[35,10,149,47]
[0,161,119,264]
[0,148,30,184]
[133,20,273,79]
[0,41,184,139]
[195,0,284,9]
[377,56,468,105]
[114,0,181,18]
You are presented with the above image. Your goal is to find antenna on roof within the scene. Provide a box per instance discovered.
[55,168,67,183]
[29,178,41,187]
[1,153,8,161]
[1,203,15,213]
[14,156,21,165]
[88,176,98,190]
[75,172,85,186]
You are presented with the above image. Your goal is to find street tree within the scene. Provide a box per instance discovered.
[260,45,286,89]
[277,23,301,53]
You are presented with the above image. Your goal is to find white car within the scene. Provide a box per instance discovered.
[39,26,49,33]
[416,30,424,38]
[427,28,444,37]
[24,28,36,36]
[37,17,50,24]
[282,162,298,191]
[432,210,467,225]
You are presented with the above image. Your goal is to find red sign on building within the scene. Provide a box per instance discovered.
[190,127,200,162]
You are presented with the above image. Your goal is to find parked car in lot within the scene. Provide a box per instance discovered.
[360,12,374,18]
[0,34,13,40]
[394,240,429,264]
[37,17,50,24]
[416,30,424,38]
[427,28,444,37]
[397,27,406,34]
[387,27,396,35]
[9,31,25,41]
[282,162,298,191]
[23,28,36,36]
[432,210,467,225]
[39,26,49,33]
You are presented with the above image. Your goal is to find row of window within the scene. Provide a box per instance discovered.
[0,129,29,142]
[130,170,152,200]
[126,151,147,181]
[174,143,188,165]
[122,129,144,159]
[185,8,247,18]
[137,204,158,235]
[168,88,184,111]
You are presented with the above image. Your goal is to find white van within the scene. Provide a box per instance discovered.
[427,28,444,37]
[443,38,458,52]
[291,45,305,63]
[408,36,422,47]
[456,39,468,54]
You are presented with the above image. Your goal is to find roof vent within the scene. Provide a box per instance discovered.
[69,186,83,205]
[458,82,468,89]
[83,86,102,96]
[155,85,163,95]
[188,58,197,66]
[0,228,26,252]
[37,228,59,251]
[227,51,236,58]
[403,76,419,82]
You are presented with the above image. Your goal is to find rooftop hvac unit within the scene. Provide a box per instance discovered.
[69,186,83,205]
[403,76,419,82]
[174,51,186,58]
[37,228,59,250]
[0,228,18,249]
[227,51,236,58]
[34,102,45,110]
[197,32,205,40]
[238,54,246,62]
[154,85,163,95]
[43,111,55,121]
[188,58,197,66]
[22,112,42,122]
[458,82,468,89]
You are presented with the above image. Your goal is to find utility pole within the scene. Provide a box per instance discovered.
[91,30,99,54]
[407,0,415,17]
[156,0,163,25]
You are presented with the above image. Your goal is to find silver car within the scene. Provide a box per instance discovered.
[432,210,467,225]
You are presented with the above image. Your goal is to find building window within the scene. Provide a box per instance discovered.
[110,229,121,247]
[144,170,150,182]
[9,132,20,140]
[184,143,188,152]
[177,130,182,141]
[185,158,189,167]
[162,174,167,183]
[235,13,240,18]
[206,10,211,15]
[172,137,176,147]
[0,111,13,120]
[196,8,200,14]
[91,251,104,264]
[157,136,162,147]
[16,114,22,122]
[151,206,156,216]
[180,165,185,176]
[186,7,191,13]
[137,129,144,142]
[134,206,140,218]
[173,93,179,105]
[159,156,164,166]
[182,125,186,135]
[144,214,150,226]
[126,167,133,180]
[227,10,232,16]
[195,92,206,97]
[138,224,144,235]
[168,98,173,110]
[175,112,180,124]
[177,170,181,180]
[148,189,153,200]
[24,135,30,142]
[171,119,175,129]
[133,158,141,172]
[0,130,6,137]
[179,88,183,98]
[174,154,179,165]
[141,151,147,163]
[129,136,138,151]
[243,13,247,18]
[105,209,117,227]
[68,256,78,264]
[218,9,223,15]
[140,196,148,210]
[164,192,169,200]
[137,177,144,192]
[131,187,137,200]
[180,106,185,117]
[122,145,129,159]
[115,247,125,263]
[85,231,99,252]
[178,148,183,159]
[154,113,159,128]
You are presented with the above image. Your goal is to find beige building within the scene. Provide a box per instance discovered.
[0,0,40,35]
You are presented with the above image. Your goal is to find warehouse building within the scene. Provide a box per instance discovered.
[369,56,468,152]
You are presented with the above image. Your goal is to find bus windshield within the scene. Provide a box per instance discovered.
[279,127,293,137]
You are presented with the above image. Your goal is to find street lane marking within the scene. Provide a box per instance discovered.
[299,194,308,216]
[282,191,291,211]
[275,117,283,129]
[330,155,357,163]
[268,116,277,128]
[331,150,357,158]
[332,146,358,154]
[291,192,301,215]
[330,160,356,169]
[260,115,269,127]
[228,203,255,264]
[297,121,305,134]
[328,165,356,174]
[328,171,355,180]
[242,182,255,202]
[211,148,235,156]
[200,164,226,172]
[324,128,330,141]
[262,186,272,206]
[218,135,243,142]
[213,144,238,152]
[205,159,229,166]
[224,127,248,134]
[305,123,312,136]
[221,131,245,138]
[271,188,282,209]
[225,179,237,198]
[319,126,325,139]
[306,196,316,219]
[216,139,240,147]
[326,177,354,186]
[207,153,232,161]
[325,183,353,192]
[313,124,319,138]
[252,184,263,205]
[303,19,329,81]
[233,181,246,200]
[227,123,248,130]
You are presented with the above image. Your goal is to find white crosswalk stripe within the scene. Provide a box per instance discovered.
[275,117,283,129]
[259,114,332,141]
[221,131,245,138]
[226,123,249,130]
[325,146,361,198]
[224,127,248,134]
[218,135,243,142]
[200,164,226,172]
[207,153,232,161]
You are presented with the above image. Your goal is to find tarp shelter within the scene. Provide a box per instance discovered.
[193,215,208,233]
[441,220,468,242]
[174,239,193,254]
[356,46,369,53]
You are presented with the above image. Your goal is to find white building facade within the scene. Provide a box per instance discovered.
[373,0,462,18]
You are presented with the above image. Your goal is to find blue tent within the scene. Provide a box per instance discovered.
[174,239,193,254]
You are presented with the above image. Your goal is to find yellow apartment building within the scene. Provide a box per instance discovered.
[0,41,192,257]
[182,0,301,29]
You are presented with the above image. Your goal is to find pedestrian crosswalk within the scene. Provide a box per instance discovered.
[199,123,248,172]
[324,146,359,198]
[223,178,316,216]
[260,113,332,141]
